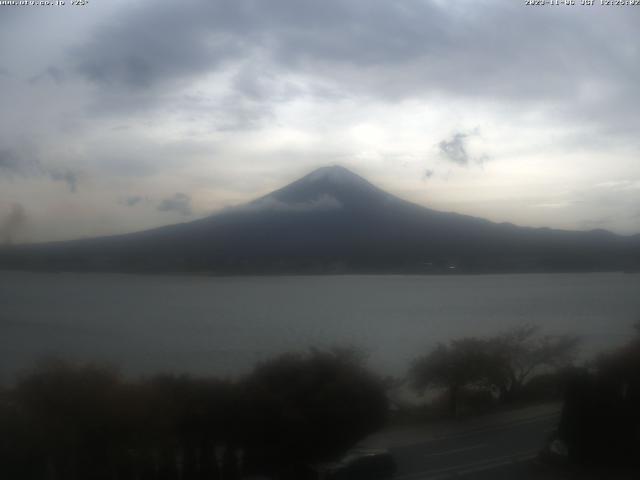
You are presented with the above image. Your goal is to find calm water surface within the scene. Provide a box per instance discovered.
[1,271,639,381]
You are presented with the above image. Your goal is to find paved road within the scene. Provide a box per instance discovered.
[364,404,561,480]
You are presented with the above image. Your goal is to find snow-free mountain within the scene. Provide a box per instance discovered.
[2,166,639,273]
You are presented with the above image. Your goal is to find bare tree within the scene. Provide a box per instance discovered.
[409,338,493,417]
[410,326,581,413]
[485,325,580,402]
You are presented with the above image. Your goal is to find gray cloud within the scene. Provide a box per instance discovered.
[48,168,78,193]
[438,133,471,166]
[67,0,445,111]
[232,65,275,102]
[239,194,342,213]
[423,169,434,180]
[0,148,79,193]
[73,2,245,92]
[0,0,616,161]
[64,2,639,121]
[157,193,192,216]
[0,149,40,177]
[438,131,488,167]
[215,95,275,132]
[29,66,65,85]
[1,203,26,245]
[123,195,144,207]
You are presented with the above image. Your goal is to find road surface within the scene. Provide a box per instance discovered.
[363,403,561,480]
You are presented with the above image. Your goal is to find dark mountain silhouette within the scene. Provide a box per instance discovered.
[1,165,639,273]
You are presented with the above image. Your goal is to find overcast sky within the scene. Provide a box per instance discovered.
[1,0,639,243]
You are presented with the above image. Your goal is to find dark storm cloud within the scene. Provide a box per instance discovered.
[70,0,446,99]
[67,1,639,113]
[73,2,246,91]
[158,193,192,216]
[0,149,79,193]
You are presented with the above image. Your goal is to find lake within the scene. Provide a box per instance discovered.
[1,271,639,383]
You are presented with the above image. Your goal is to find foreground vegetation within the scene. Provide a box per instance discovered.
[557,324,640,470]
[2,324,638,478]
[409,325,580,417]
[0,349,388,480]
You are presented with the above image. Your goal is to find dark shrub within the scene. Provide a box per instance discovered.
[559,339,640,468]
[239,349,389,475]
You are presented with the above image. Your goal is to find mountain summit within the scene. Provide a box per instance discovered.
[297,165,372,186]
[2,166,639,273]
[250,165,395,211]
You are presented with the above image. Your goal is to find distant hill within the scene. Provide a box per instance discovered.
[1,165,639,274]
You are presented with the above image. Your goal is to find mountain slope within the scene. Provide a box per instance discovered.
[1,166,639,273]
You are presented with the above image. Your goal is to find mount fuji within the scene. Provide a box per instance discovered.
[2,166,639,274]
